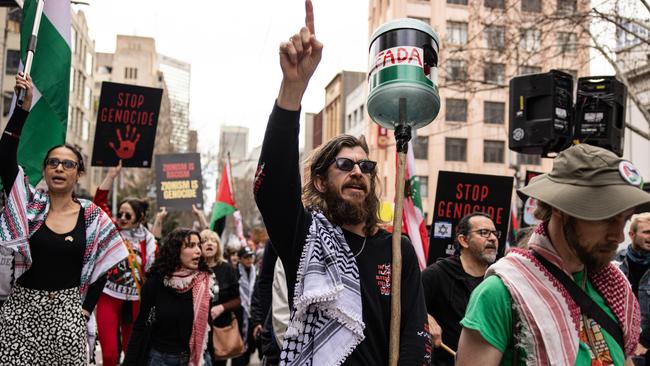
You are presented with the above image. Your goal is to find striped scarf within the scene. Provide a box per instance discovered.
[489,224,640,365]
[280,211,365,366]
[239,262,257,345]
[0,167,127,300]
[164,269,214,366]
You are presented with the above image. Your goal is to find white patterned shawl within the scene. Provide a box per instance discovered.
[279,211,365,366]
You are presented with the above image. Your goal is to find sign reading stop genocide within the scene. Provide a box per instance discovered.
[428,171,514,265]
[91,82,163,168]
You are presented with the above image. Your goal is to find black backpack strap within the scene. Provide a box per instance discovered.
[532,251,625,352]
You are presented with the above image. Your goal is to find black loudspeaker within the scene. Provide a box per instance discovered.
[574,76,627,156]
[509,70,574,157]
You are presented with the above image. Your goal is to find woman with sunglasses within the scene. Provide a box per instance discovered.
[123,228,214,366]
[0,74,127,364]
[92,161,158,366]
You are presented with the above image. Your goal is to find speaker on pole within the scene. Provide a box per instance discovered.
[574,76,627,157]
[509,69,574,157]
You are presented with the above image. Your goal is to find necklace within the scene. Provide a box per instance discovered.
[353,237,367,258]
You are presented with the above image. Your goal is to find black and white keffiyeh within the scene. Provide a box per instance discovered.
[239,262,257,346]
[280,211,365,366]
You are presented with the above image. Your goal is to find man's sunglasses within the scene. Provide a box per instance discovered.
[117,212,133,221]
[45,158,79,170]
[331,157,377,174]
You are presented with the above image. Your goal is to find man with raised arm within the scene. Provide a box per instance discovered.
[253,1,432,365]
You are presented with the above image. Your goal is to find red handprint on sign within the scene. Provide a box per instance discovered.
[109,125,141,160]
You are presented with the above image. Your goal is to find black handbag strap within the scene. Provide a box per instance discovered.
[532,251,625,352]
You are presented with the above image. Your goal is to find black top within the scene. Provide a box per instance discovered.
[0,108,105,312]
[627,258,650,298]
[251,242,277,329]
[421,256,484,366]
[211,261,240,328]
[130,274,194,355]
[254,104,432,366]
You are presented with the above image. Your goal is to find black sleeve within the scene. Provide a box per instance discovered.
[0,108,29,194]
[420,265,439,315]
[123,275,157,366]
[81,273,107,313]
[251,243,279,327]
[399,238,433,365]
[254,103,310,306]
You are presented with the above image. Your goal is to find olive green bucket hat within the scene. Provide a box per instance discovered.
[518,144,650,221]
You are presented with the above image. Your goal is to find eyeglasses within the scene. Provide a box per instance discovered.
[45,158,79,170]
[331,157,377,174]
[117,212,133,221]
[469,229,501,239]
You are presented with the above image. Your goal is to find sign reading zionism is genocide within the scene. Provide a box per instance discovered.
[155,153,204,210]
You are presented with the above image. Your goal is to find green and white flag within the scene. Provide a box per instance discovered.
[17,0,71,186]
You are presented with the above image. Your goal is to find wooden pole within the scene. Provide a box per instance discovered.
[389,99,410,366]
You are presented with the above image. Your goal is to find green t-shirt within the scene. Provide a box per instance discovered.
[460,272,625,366]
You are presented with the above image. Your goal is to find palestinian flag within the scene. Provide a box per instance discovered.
[402,141,429,270]
[17,0,71,186]
[210,160,237,231]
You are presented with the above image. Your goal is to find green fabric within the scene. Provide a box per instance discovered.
[209,201,236,230]
[460,273,625,366]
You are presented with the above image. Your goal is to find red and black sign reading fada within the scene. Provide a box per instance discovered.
[155,153,204,211]
[427,171,514,264]
[91,82,163,168]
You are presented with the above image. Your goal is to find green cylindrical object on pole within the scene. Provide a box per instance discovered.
[367,19,441,130]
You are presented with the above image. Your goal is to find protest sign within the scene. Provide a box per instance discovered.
[155,153,204,210]
[521,170,543,227]
[428,171,514,264]
[91,82,163,168]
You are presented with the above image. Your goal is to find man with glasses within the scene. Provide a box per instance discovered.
[422,212,498,366]
[456,144,650,366]
[253,1,431,365]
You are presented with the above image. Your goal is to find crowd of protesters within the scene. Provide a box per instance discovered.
[4,1,650,365]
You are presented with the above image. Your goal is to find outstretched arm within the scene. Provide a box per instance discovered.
[0,73,32,194]
[93,161,122,218]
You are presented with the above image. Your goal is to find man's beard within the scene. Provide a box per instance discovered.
[469,244,497,265]
[322,179,376,228]
[564,220,614,272]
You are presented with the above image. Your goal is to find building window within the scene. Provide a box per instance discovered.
[484,0,505,9]
[484,63,505,84]
[520,28,541,52]
[557,0,576,13]
[124,67,138,79]
[410,16,431,25]
[445,138,467,161]
[446,21,468,45]
[484,25,506,50]
[558,32,577,53]
[445,59,468,81]
[519,65,542,75]
[82,119,89,141]
[447,0,468,4]
[518,153,541,165]
[84,86,92,110]
[413,135,429,159]
[446,98,468,122]
[417,175,429,197]
[70,27,76,54]
[3,93,12,117]
[5,50,20,75]
[522,0,541,12]
[484,140,505,163]
[484,101,505,124]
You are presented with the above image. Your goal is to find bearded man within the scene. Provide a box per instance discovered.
[456,144,650,366]
[253,1,431,365]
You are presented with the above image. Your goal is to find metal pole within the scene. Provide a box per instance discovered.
[389,98,411,366]
[16,0,43,108]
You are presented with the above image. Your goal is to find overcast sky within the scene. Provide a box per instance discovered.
[78,0,370,155]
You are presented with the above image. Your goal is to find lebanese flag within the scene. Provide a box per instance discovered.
[210,160,237,230]
[400,141,429,270]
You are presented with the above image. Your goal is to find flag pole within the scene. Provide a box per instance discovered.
[17,0,45,108]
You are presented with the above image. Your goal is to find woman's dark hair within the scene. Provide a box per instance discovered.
[43,143,86,173]
[148,228,209,278]
[119,197,149,224]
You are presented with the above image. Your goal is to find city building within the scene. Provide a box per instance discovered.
[159,54,191,153]
[323,71,365,141]
[218,125,249,178]
[367,0,590,219]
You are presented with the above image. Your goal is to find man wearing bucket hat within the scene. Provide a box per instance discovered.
[253,1,432,365]
[456,143,650,366]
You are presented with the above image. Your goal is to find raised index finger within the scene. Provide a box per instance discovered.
[305,0,315,35]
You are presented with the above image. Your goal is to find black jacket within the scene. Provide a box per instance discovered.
[421,256,484,366]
